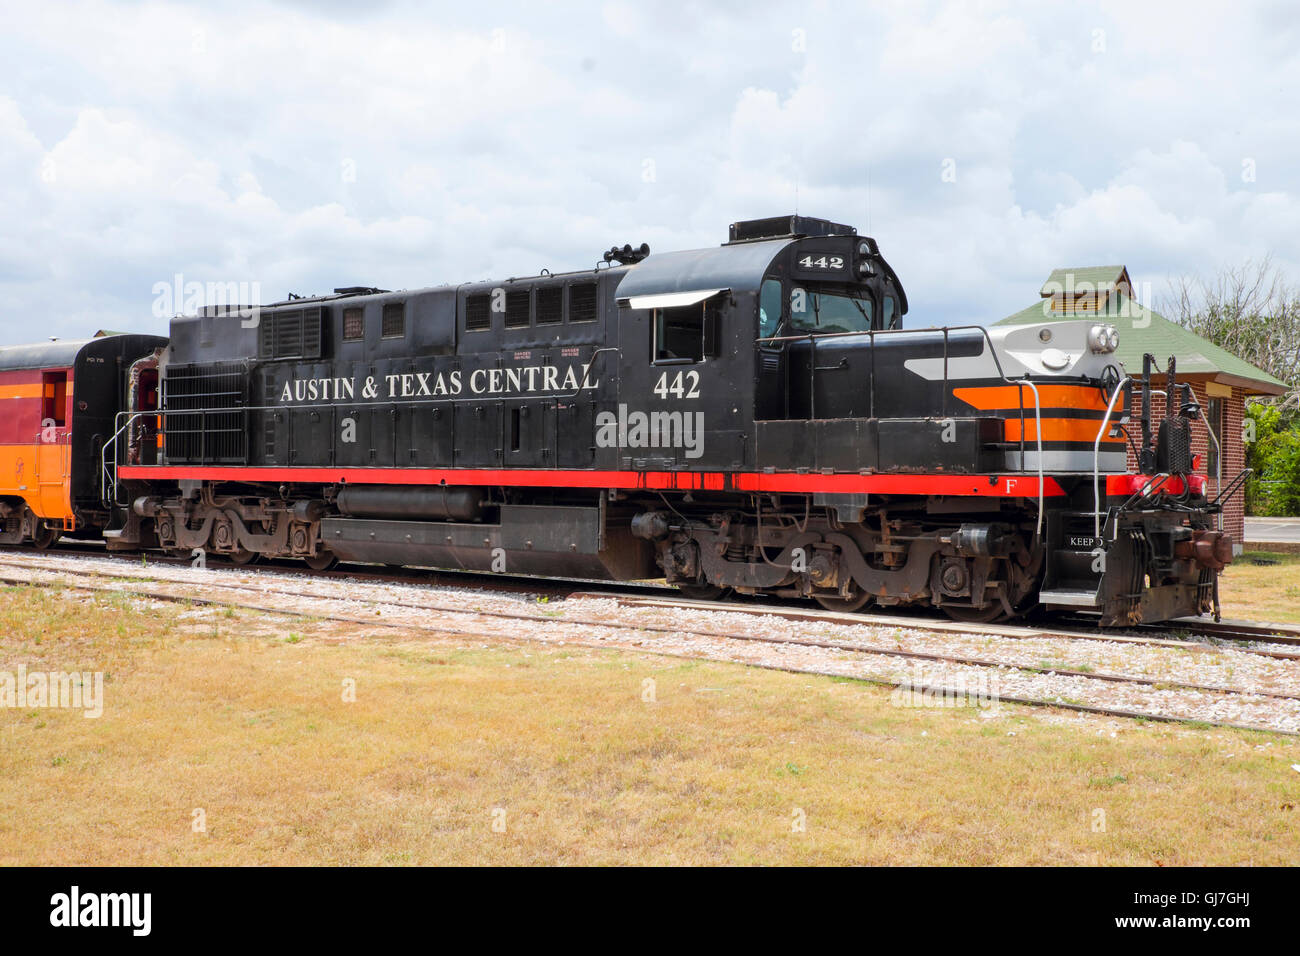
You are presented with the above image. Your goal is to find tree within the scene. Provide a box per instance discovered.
[1161,259,1300,515]
[1159,256,1300,407]
[1244,403,1300,516]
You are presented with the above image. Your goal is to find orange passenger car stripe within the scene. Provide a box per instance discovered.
[0,384,44,400]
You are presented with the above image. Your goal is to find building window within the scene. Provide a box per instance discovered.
[504,290,531,328]
[465,294,491,331]
[1207,397,1223,476]
[536,287,563,325]
[381,303,405,338]
[569,283,598,323]
[342,308,364,342]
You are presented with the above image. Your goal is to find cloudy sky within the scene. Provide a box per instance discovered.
[1,0,1297,345]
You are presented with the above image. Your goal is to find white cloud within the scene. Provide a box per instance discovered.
[0,0,1297,343]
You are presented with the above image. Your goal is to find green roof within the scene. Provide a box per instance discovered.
[1039,265,1128,297]
[994,290,1287,395]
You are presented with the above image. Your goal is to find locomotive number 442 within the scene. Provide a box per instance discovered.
[653,370,701,399]
[798,255,845,270]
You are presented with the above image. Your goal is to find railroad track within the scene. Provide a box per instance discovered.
[2,550,1298,736]
[574,594,1300,666]
[23,540,671,600]
[20,541,1300,653]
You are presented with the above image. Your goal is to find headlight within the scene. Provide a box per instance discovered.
[1088,324,1118,353]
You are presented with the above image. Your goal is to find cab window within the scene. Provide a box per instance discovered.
[882,295,897,330]
[653,304,706,363]
[759,279,782,338]
[789,287,873,334]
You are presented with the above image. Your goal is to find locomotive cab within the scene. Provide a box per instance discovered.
[742,219,909,422]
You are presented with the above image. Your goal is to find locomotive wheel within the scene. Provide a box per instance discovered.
[675,584,730,602]
[813,590,872,613]
[32,523,59,551]
[303,551,339,571]
[226,548,258,566]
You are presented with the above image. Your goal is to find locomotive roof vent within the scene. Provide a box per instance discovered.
[725,214,857,245]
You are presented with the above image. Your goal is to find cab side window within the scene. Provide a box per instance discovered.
[653,305,704,362]
[883,295,898,330]
[651,298,721,364]
[759,279,782,338]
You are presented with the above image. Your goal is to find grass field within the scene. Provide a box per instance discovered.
[1219,550,1300,625]
[2,582,1299,865]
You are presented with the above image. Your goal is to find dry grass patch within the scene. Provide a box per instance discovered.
[1218,551,1300,625]
[1,582,1298,865]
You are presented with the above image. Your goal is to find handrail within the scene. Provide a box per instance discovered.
[1114,473,1173,523]
[1092,375,1223,542]
[757,323,1045,538]
[1213,467,1252,512]
[1019,380,1045,538]
[101,409,146,507]
[1093,376,1131,540]
[1197,396,1224,531]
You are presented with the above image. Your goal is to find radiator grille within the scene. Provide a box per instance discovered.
[536,287,563,325]
[505,290,530,328]
[162,362,248,463]
[465,294,491,331]
[569,283,598,323]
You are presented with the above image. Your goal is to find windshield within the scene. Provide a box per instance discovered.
[789,287,874,334]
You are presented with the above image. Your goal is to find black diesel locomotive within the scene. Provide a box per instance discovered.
[96,215,1231,625]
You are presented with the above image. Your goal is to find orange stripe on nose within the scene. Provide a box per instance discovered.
[954,384,1110,411]
[1005,417,1123,443]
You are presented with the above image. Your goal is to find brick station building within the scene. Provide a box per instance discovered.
[995,266,1287,552]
